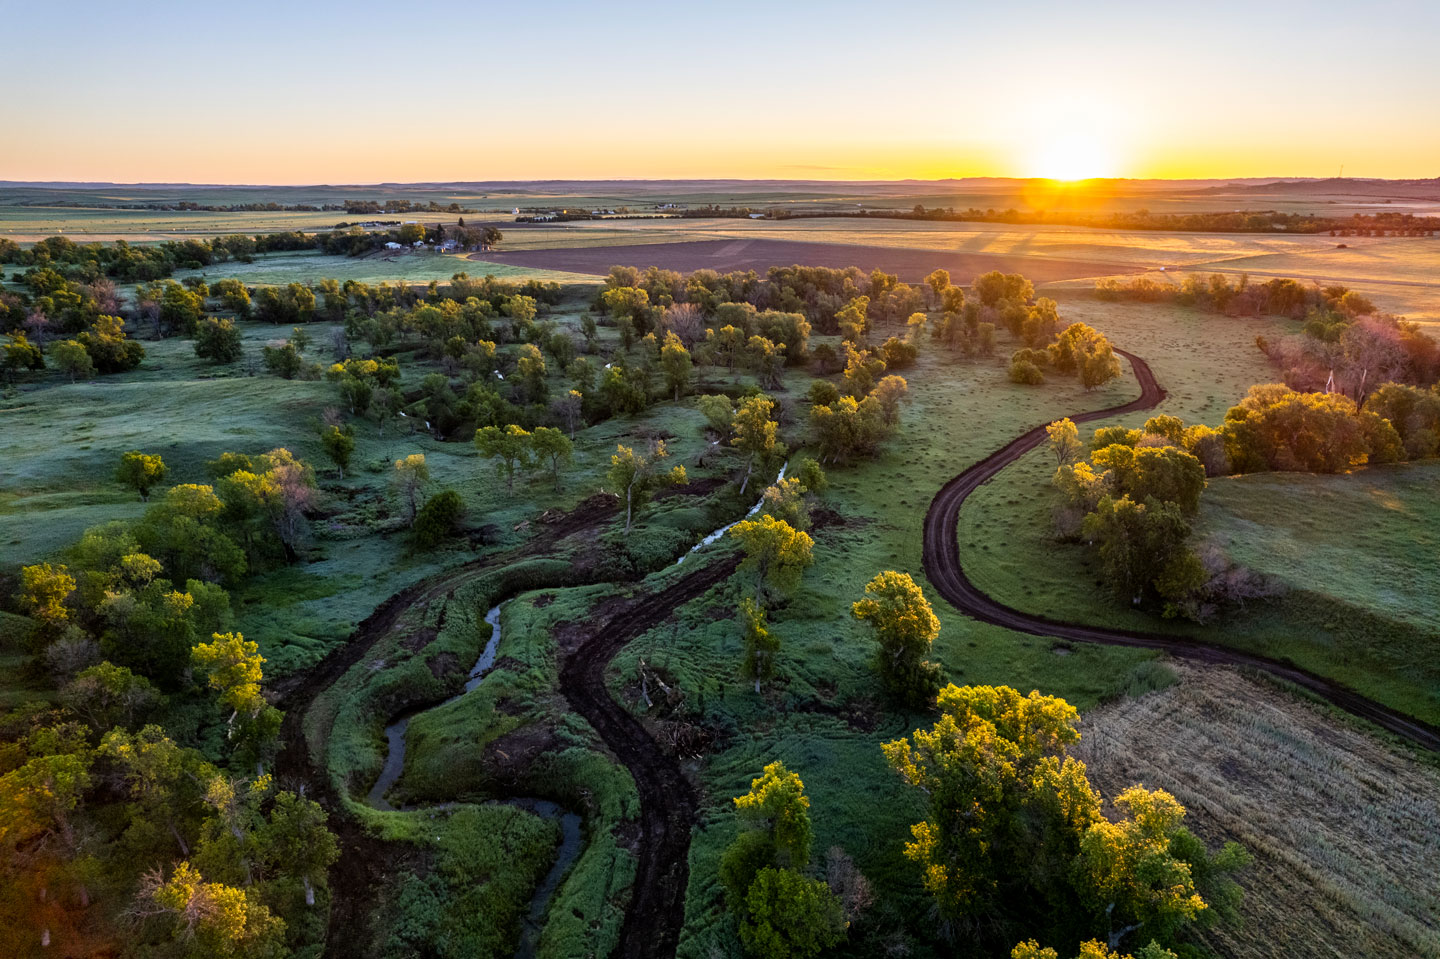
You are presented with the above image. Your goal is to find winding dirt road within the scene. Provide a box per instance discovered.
[558,556,739,959]
[920,348,1440,753]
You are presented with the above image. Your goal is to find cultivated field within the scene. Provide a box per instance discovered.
[1076,663,1440,959]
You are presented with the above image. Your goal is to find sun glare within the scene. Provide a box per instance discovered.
[1028,134,1117,181]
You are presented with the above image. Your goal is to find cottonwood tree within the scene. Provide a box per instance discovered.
[607,441,687,534]
[52,339,94,382]
[319,424,354,479]
[192,632,282,764]
[1047,418,1082,467]
[720,762,847,959]
[17,562,76,637]
[732,395,785,495]
[474,424,532,492]
[660,331,693,400]
[392,453,430,525]
[194,318,244,364]
[852,571,942,707]
[117,451,168,502]
[729,515,813,604]
[530,427,573,490]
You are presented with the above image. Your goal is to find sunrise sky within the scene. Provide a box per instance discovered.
[3,0,1437,184]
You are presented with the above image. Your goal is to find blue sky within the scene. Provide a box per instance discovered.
[2,0,1436,181]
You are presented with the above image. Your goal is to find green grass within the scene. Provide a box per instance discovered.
[957,294,1440,724]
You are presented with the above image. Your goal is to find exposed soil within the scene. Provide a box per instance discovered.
[425,650,461,680]
[471,237,1139,284]
[272,495,621,957]
[920,348,1440,753]
[557,556,740,959]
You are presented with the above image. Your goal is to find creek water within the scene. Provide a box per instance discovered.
[365,603,583,958]
[676,461,788,564]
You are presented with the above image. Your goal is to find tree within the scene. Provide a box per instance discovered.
[61,661,161,731]
[732,395,785,495]
[257,791,339,907]
[17,562,75,639]
[1076,787,1209,950]
[529,426,572,490]
[709,324,748,371]
[871,374,909,425]
[607,441,687,534]
[729,515,814,604]
[740,597,779,692]
[474,424,532,492]
[1010,356,1045,385]
[1012,940,1177,959]
[260,341,302,379]
[550,389,584,439]
[733,761,814,867]
[925,268,952,306]
[3,331,46,380]
[1082,495,1204,611]
[884,685,1095,927]
[51,339,94,382]
[739,868,848,959]
[747,335,786,389]
[135,860,285,959]
[852,571,942,707]
[1047,418,1082,467]
[118,450,168,501]
[191,632,266,730]
[810,395,889,464]
[660,331,693,400]
[393,453,429,525]
[515,342,548,403]
[413,489,465,549]
[760,476,810,531]
[319,424,354,479]
[195,318,244,364]
[697,394,735,437]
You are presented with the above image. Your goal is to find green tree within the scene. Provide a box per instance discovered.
[1081,495,1203,608]
[697,394,735,437]
[413,489,465,549]
[117,450,168,502]
[732,395,785,495]
[530,426,573,490]
[474,424,532,492]
[739,867,848,959]
[392,453,430,524]
[136,860,285,959]
[607,441,686,534]
[1047,418,1082,467]
[729,515,814,604]
[320,424,355,479]
[852,571,942,707]
[733,761,814,868]
[61,662,161,732]
[195,317,244,364]
[51,339,94,382]
[660,331,693,400]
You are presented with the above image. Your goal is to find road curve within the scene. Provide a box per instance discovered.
[921,348,1440,753]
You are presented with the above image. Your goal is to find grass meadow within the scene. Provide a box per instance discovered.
[3,234,1439,956]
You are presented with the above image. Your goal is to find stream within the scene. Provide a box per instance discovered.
[365,603,583,959]
[676,460,787,564]
[366,471,785,955]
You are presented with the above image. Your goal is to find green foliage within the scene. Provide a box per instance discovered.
[117,450,168,501]
[852,571,942,707]
[194,317,245,364]
[413,489,465,549]
[738,868,847,959]
[729,515,814,604]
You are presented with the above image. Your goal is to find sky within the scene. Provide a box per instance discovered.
[2,0,1437,184]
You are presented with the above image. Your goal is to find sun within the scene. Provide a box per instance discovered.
[1027,133,1118,181]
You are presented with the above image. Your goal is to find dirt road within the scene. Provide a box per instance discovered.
[920,349,1440,753]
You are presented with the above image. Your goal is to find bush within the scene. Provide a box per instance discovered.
[1009,358,1044,385]
[413,489,465,548]
[195,317,244,363]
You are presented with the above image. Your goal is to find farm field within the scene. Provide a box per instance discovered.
[3,206,1439,959]
[1076,663,1440,959]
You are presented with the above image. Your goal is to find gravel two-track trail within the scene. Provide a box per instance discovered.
[921,348,1440,753]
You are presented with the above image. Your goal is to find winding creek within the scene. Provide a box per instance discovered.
[364,466,789,956]
[364,604,584,959]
